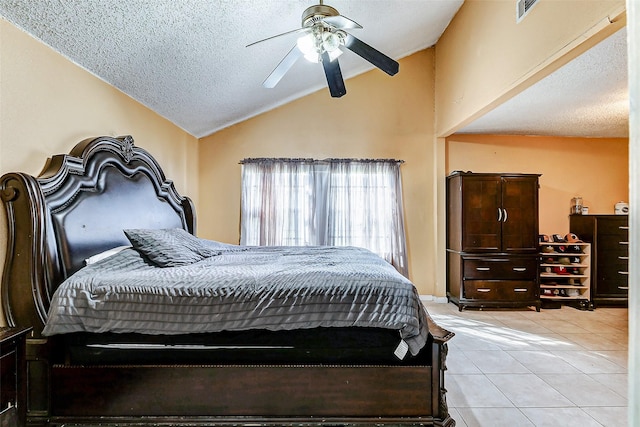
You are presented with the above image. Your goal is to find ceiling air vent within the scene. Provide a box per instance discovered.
[516,0,539,23]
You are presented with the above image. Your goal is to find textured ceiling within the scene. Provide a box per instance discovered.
[458,27,629,138]
[0,1,629,139]
[0,0,463,137]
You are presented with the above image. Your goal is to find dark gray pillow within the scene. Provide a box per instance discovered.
[124,228,220,267]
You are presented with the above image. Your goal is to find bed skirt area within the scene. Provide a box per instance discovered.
[25,332,454,427]
[56,327,432,366]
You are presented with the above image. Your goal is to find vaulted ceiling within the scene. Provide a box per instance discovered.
[0,1,629,139]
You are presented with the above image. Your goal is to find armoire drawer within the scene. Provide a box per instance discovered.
[463,280,537,301]
[462,257,537,280]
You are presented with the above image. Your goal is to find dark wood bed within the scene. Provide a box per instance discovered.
[1,135,455,427]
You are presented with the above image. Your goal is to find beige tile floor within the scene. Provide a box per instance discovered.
[423,301,628,427]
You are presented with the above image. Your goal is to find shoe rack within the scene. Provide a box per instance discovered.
[539,242,592,310]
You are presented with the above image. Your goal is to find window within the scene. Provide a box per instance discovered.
[240,158,408,276]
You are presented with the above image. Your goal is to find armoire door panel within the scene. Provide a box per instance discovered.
[461,176,501,252]
[501,177,539,252]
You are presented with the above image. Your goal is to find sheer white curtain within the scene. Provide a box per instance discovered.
[324,160,408,276]
[240,159,319,246]
[240,158,408,276]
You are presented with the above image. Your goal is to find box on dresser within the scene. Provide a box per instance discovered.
[569,215,628,307]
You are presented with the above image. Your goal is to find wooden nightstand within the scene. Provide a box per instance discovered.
[1,327,31,427]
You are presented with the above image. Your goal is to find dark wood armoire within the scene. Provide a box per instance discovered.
[446,172,541,311]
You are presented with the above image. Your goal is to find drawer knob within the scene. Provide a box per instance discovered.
[513,288,528,292]
[476,267,490,271]
[512,267,527,272]
[477,288,491,292]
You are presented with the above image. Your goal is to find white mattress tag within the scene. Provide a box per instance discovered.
[394,339,409,360]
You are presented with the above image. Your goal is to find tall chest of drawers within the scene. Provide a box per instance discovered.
[569,215,628,306]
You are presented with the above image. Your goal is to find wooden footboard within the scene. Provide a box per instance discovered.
[34,360,454,427]
[52,365,431,418]
[22,315,454,427]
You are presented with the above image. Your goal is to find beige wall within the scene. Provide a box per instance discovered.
[198,1,630,298]
[198,50,438,294]
[446,134,629,234]
[0,20,198,188]
[435,0,626,137]
[433,0,628,298]
[0,19,198,325]
[0,1,631,302]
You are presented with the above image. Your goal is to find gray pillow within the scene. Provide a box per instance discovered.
[124,228,220,267]
[200,239,241,250]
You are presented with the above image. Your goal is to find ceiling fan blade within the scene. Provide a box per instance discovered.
[321,51,346,98]
[247,27,310,47]
[342,33,399,76]
[322,14,362,30]
[263,45,303,88]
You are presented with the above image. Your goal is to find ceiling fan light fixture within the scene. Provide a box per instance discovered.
[303,52,321,63]
[322,31,342,52]
[327,47,342,62]
[296,32,321,63]
[296,27,344,63]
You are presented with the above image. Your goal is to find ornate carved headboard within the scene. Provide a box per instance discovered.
[1,136,196,336]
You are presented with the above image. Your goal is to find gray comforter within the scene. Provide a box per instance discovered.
[43,245,430,356]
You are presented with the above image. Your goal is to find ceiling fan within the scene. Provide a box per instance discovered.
[247,1,399,98]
